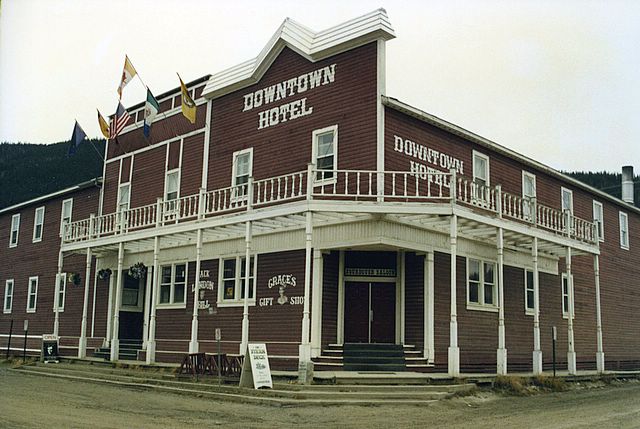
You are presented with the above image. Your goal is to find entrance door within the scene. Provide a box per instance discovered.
[344,282,396,343]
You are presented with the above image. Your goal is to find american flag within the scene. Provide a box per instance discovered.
[109,102,131,139]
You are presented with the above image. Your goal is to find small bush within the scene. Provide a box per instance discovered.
[494,375,528,396]
[532,375,568,392]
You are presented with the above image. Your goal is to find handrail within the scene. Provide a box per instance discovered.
[62,168,598,246]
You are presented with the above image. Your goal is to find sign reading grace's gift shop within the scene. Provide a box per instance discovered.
[259,274,303,306]
[242,64,337,130]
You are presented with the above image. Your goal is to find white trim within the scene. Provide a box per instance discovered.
[3,279,13,313]
[157,262,188,309]
[117,182,131,213]
[619,211,629,250]
[9,213,20,247]
[201,100,213,190]
[472,150,490,186]
[54,272,67,312]
[105,128,205,165]
[311,125,338,185]
[26,276,38,313]
[217,254,257,307]
[60,198,73,237]
[524,269,535,316]
[561,187,574,214]
[231,147,253,200]
[32,206,45,243]
[466,257,498,311]
[593,200,604,242]
[522,171,536,199]
[561,272,571,319]
[376,38,386,197]
[336,250,345,344]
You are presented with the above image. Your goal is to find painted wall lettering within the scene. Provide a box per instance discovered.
[260,273,302,306]
[242,64,337,130]
[392,135,464,186]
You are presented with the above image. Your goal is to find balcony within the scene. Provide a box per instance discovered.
[62,168,598,253]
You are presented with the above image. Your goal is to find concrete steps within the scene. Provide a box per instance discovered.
[11,361,474,406]
[314,343,434,372]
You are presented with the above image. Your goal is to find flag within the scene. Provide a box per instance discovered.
[143,88,160,138]
[178,73,196,124]
[97,109,110,139]
[68,121,87,156]
[117,55,137,99]
[109,102,131,140]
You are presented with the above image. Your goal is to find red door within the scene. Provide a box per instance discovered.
[344,282,396,343]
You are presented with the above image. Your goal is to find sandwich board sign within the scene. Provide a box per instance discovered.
[239,343,273,389]
[41,334,59,363]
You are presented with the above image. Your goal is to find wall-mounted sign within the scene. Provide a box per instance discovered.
[393,135,464,186]
[259,274,303,306]
[344,268,397,277]
[242,64,337,130]
[191,270,214,310]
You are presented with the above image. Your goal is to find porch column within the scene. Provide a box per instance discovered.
[310,249,324,358]
[448,214,460,377]
[532,237,543,374]
[299,209,313,364]
[146,236,160,364]
[53,250,63,337]
[566,246,577,374]
[189,228,203,353]
[497,227,507,375]
[78,247,92,358]
[336,250,345,344]
[424,251,435,363]
[594,254,605,373]
[105,268,114,347]
[110,242,124,361]
[240,178,254,355]
[399,250,406,344]
[142,266,152,349]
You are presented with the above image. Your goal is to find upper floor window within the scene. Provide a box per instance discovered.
[55,273,67,312]
[33,206,45,242]
[467,258,497,310]
[60,198,73,237]
[9,214,20,247]
[525,270,535,315]
[593,201,604,242]
[472,151,490,187]
[619,211,629,250]
[522,172,536,220]
[312,125,338,182]
[561,187,573,215]
[232,148,253,198]
[118,183,131,212]
[218,255,256,305]
[27,276,38,313]
[159,263,187,307]
[4,279,13,313]
[165,169,180,202]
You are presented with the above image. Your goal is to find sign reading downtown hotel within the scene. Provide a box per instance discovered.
[242,64,337,129]
[393,135,464,186]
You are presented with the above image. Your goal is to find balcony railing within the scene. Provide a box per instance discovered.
[62,168,598,245]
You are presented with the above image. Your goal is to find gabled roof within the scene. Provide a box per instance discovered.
[0,178,102,215]
[202,8,395,99]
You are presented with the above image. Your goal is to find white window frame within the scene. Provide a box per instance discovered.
[524,270,535,316]
[60,198,73,237]
[231,148,253,200]
[4,279,13,314]
[217,255,257,307]
[32,206,45,243]
[55,273,67,312]
[27,276,38,313]
[522,171,536,220]
[561,273,571,319]
[561,187,573,215]
[164,169,181,202]
[593,201,604,242]
[157,262,188,309]
[472,150,490,187]
[619,211,629,250]
[9,214,20,247]
[466,258,498,312]
[117,183,131,213]
[311,125,338,184]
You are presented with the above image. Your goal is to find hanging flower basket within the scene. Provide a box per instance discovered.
[68,272,82,286]
[128,262,147,280]
[97,268,112,281]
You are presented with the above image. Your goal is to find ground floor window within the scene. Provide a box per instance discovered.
[562,273,571,318]
[4,279,13,313]
[467,258,497,310]
[525,270,535,315]
[27,276,38,312]
[55,273,66,312]
[218,255,256,305]
[159,263,187,307]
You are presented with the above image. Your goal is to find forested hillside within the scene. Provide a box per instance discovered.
[0,141,637,209]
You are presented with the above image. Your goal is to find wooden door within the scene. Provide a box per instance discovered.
[344,282,369,343]
[370,282,396,343]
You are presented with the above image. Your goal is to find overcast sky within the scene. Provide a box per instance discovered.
[1,0,638,172]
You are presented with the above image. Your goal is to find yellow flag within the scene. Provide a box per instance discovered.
[178,74,196,124]
[117,55,137,99]
[97,109,110,139]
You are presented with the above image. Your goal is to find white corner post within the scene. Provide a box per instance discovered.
[310,249,324,358]
[336,250,345,344]
[594,254,605,373]
[105,269,114,347]
[566,246,577,375]
[448,213,460,377]
[142,267,152,349]
[532,237,543,374]
[146,235,160,364]
[53,250,64,337]
[299,165,314,365]
[189,228,203,353]
[496,227,507,375]
[376,38,386,202]
[78,246,93,358]
[110,242,125,361]
[240,178,254,356]
[399,250,406,344]
[424,251,435,363]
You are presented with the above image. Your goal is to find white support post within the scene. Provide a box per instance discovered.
[91,259,99,338]
[400,250,406,344]
[53,250,63,337]
[105,268,114,347]
[424,251,435,363]
[310,250,324,358]
[566,246,577,375]
[376,38,386,203]
[142,267,152,349]
[189,228,203,353]
[78,246,92,358]
[594,254,605,373]
[532,237,543,374]
[336,250,345,344]
[146,236,160,364]
[448,214,460,377]
[497,227,507,375]
[299,210,313,364]
[110,242,124,361]
[240,177,254,356]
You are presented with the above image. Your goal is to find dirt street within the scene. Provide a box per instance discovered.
[1,367,639,428]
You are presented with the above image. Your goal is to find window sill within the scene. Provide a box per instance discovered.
[466,303,499,313]
[525,309,535,317]
[620,245,629,251]
[52,308,64,313]
[3,309,11,314]
[157,303,187,310]
[8,244,17,248]
[32,238,42,244]
[216,300,256,308]
[26,309,36,313]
